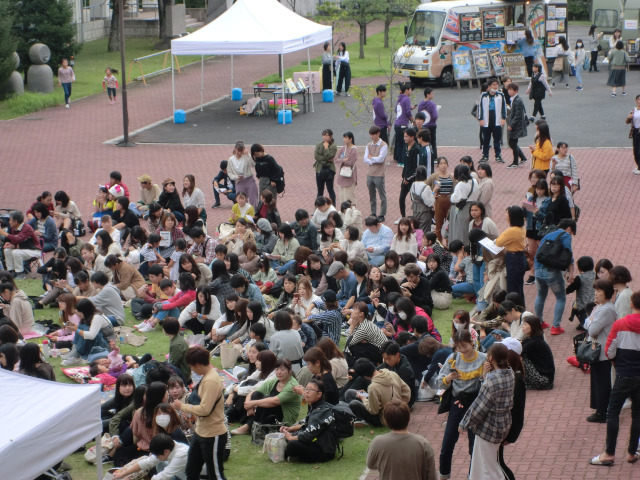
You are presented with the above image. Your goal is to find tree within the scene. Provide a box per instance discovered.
[343,0,386,59]
[383,0,418,48]
[0,0,17,96]
[108,0,121,52]
[315,1,356,50]
[11,0,78,71]
[157,0,175,49]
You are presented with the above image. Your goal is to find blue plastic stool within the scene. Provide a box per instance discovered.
[174,109,185,124]
[322,89,334,102]
[231,88,242,101]
[277,109,292,124]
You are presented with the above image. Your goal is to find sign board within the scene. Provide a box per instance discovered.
[472,49,492,78]
[483,9,505,40]
[625,19,639,30]
[488,48,507,76]
[293,71,321,93]
[502,52,527,79]
[459,13,482,42]
[452,50,474,80]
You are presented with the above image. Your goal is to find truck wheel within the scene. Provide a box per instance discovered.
[439,66,454,87]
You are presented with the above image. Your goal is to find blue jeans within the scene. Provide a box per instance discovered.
[106,315,119,326]
[534,267,566,327]
[270,259,296,274]
[129,203,144,217]
[574,64,583,85]
[605,375,640,455]
[213,186,236,205]
[439,396,475,477]
[156,307,181,322]
[481,329,510,350]
[451,281,475,298]
[62,82,72,104]
[472,262,485,295]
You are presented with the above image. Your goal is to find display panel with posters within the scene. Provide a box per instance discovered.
[483,9,505,40]
[472,49,492,78]
[488,48,507,76]
[459,12,482,42]
[452,50,474,80]
[502,53,527,79]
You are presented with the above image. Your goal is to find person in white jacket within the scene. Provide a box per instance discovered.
[573,39,586,91]
[178,286,221,335]
[112,434,188,480]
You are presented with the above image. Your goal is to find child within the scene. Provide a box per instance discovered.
[252,257,278,294]
[450,244,476,302]
[212,160,237,208]
[147,202,164,232]
[566,256,596,328]
[229,192,254,223]
[420,232,453,275]
[102,68,119,105]
[449,310,479,349]
[131,264,169,320]
[165,238,187,282]
[58,58,75,108]
[447,240,465,281]
[139,233,165,278]
[292,313,316,352]
[214,244,228,263]
[163,316,191,383]
[209,294,239,344]
[138,273,196,332]
[409,217,424,248]
[89,186,113,232]
[168,375,195,432]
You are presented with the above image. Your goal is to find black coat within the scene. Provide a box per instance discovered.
[158,191,184,215]
[254,154,282,181]
[296,400,339,455]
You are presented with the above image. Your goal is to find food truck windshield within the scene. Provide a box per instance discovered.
[405,11,446,46]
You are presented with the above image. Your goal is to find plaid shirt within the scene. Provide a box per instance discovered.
[460,368,515,444]
[188,235,217,265]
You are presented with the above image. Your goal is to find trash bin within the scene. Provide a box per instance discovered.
[174,109,186,124]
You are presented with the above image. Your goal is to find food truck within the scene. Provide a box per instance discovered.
[394,0,569,85]
[591,0,640,64]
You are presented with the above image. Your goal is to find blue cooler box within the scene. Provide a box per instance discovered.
[174,109,186,124]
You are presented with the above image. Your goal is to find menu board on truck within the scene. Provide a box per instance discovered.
[489,48,507,76]
[472,49,492,78]
[459,13,483,42]
[502,52,527,79]
[483,9,505,40]
[452,50,474,80]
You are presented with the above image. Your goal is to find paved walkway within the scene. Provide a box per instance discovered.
[1,20,640,480]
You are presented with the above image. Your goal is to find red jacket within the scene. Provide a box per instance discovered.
[6,223,40,251]
[162,290,196,310]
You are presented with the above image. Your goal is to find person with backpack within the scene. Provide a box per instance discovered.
[280,378,338,463]
[534,219,576,336]
[251,143,284,200]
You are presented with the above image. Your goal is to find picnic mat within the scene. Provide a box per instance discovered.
[61,366,116,390]
[23,331,44,340]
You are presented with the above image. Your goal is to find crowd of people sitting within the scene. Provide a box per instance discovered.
[0,129,638,480]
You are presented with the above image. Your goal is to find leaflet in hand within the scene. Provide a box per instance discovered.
[521,201,536,213]
[479,237,504,255]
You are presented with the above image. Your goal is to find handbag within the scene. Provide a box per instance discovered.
[576,337,601,365]
[552,56,564,72]
[583,56,590,70]
[437,354,457,414]
[536,222,556,240]
[339,166,353,178]
[251,420,283,446]
[470,103,478,117]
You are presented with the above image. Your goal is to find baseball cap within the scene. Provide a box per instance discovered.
[137,174,152,183]
[321,290,337,303]
[498,337,522,356]
[326,261,345,277]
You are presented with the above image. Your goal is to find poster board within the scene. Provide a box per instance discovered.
[502,52,527,79]
[452,50,474,80]
[459,13,482,42]
[488,48,507,76]
[472,49,492,78]
[482,9,505,40]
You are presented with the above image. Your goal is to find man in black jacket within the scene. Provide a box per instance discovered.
[251,143,283,199]
[397,127,419,223]
[505,83,528,169]
[281,378,337,463]
[401,263,434,316]
[379,340,416,406]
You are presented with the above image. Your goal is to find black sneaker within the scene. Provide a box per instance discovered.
[520,157,528,164]
[101,454,114,464]
[525,275,535,285]
[480,156,488,162]
[495,156,505,163]
[506,163,519,169]
[377,216,385,223]
[211,203,221,209]
[576,324,587,332]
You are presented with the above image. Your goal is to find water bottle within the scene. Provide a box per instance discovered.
[42,340,50,358]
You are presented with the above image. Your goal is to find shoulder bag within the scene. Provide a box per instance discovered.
[339,166,353,178]
[437,354,458,414]
[552,56,564,72]
[454,180,474,210]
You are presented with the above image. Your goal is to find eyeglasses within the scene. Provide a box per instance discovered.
[303,388,320,393]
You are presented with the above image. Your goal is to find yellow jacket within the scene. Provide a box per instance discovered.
[531,139,553,171]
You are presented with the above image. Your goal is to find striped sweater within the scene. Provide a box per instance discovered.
[437,350,486,398]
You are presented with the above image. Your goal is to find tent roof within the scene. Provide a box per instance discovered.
[0,370,102,480]
[171,0,332,56]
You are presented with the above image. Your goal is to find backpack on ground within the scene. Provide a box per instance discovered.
[331,401,355,440]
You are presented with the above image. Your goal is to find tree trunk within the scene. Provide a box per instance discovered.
[364,23,367,45]
[359,24,365,59]
[384,17,392,48]
[108,3,120,52]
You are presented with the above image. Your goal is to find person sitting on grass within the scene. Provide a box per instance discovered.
[379,340,417,406]
[280,378,338,463]
[130,265,169,321]
[18,343,56,381]
[104,254,146,302]
[163,316,191,385]
[112,433,189,480]
[138,233,166,278]
[137,273,197,333]
[178,285,221,336]
[84,271,126,326]
[0,282,34,334]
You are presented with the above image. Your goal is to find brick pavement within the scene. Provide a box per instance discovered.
[1,19,640,480]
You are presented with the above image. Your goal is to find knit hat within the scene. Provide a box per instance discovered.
[108,184,124,198]
[256,218,272,233]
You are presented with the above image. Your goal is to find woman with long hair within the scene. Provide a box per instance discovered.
[158,178,185,223]
[178,285,221,335]
[529,120,553,172]
[47,293,81,349]
[334,131,358,205]
[517,29,537,77]
[545,177,572,225]
[520,316,555,390]
[391,217,418,256]
[101,373,135,432]
[551,35,572,88]
[228,141,259,206]
[181,174,206,223]
[495,206,527,302]
[448,164,480,246]
[314,130,338,205]
[587,25,603,72]
[18,343,55,380]
[316,337,348,388]
[253,189,281,228]
[334,41,351,96]
[526,63,552,123]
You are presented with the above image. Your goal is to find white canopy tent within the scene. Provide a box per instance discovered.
[0,369,103,480]
[170,0,332,120]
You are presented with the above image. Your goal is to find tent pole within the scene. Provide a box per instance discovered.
[331,41,334,91]
[307,47,314,113]
[171,54,175,122]
[281,54,285,126]
[201,54,204,111]
[96,434,103,480]
[231,54,234,92]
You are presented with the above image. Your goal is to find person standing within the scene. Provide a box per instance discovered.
[573,40,586,91]
[426,157,454,244]
[517,30,538,77]
[314,129,338,206]
[394,83,414,166]
[321,42,332,92]
[626,95,640,175]
[364,126,388,222]
[372,85,390,145]
[459,343,515,480]
[495,206,527,303]
[251,143,282,201]
[398,128,419,223]
[589,291,640,467]
[505,83,528,169]
[334,42,351,96]
[58,58,76,109]
[477,77,507,163]
[172,346,227,480]
[367,401,438,480]
[587,25,603,72]
[526,63,552,122]
[607,41,629,97]
[551,36,572,88]
[417,88,439,158]
[334,132,358,206]
[228,141,259,207]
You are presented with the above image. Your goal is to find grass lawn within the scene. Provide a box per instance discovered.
[17,277,468,480]
[0,38,205,120]
[258,24,406,84]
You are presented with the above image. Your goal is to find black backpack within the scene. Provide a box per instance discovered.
[73,218,86,237]
[274,164,285,194]
[536,231,572,271]
[331,401,355,440]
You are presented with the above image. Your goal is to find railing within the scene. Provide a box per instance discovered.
[128,50,182,84]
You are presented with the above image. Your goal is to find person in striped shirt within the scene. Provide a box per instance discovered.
[306,290,343,346]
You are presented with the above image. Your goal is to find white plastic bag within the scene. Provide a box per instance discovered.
[263,432,286,463]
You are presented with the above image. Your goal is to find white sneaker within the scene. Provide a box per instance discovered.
[622,398,632,410]
[134,320,148,329]
[633,169,640,175]
[393,217,402,225]
[138,322,156,333]
[61,357,85,366]
[65,104,70,109]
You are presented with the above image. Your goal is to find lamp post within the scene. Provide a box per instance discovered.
[117,0,135,147]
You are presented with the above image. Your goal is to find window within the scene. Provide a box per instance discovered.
[405,11,446,47]
[594,9,618,29]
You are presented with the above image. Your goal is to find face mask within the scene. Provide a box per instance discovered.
[155,414,171,429]
[388,306,395,314]
[577,44,583,48]
[489,88,498,94]
[398,312,407,321]
[454,322,465,331]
